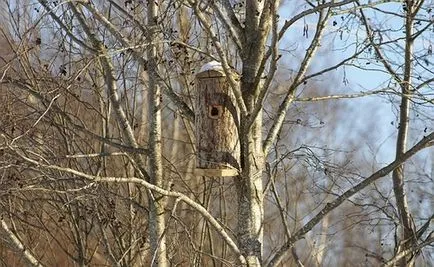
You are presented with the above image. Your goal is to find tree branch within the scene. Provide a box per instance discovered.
[8,147,247,266]
[80,1,195,121]
[267,131,434,267]
[189,0,248,116]
[1,219,45,267]
[263,8,330,155]
[69,2,150,180]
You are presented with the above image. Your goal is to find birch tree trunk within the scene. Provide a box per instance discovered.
[235,1,273,265]
[237,114,264,266]
[393,1,417,266]
[147,0,168,266]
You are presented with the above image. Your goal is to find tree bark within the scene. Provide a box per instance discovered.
[237,113,264,266]
[235,1,273,265]
[393,1,417,266]
[147,1,168,266]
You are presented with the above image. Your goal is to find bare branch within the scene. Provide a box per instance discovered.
[211,1,244,50]
[267,131,434,267]
[263,8,331,155]
[189,0,248,116]
[1,219,45,267]
[8,147,247,266]
[69,2,150,180]
[36,0,96,52]
[80,1,195,121]
[382,234,434,267]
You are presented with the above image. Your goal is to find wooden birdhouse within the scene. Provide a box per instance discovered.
[194,61,240,177]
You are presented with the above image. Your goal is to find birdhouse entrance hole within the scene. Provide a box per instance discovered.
[209,105,222,119]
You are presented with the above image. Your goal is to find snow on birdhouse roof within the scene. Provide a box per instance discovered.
[199,61,223,73]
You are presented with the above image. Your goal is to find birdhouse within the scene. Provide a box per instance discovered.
[194,61,240,177]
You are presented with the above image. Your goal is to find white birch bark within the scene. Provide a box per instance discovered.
[392,1,417,266]
[147,1,168,266]
[1,219,45,267]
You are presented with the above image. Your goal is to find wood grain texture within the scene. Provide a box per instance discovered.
[195,69,240,175]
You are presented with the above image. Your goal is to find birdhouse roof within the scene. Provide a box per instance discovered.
[199,61,223,72]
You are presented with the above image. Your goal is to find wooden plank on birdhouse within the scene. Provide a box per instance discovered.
[194,168,239,177]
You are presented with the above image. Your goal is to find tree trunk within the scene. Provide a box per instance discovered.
[235,1,274,265]
[237,112,264,266]
[147,1,168,266]
[393,1,416,266]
